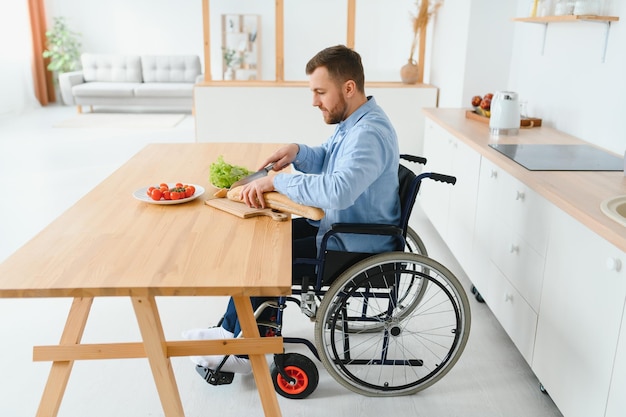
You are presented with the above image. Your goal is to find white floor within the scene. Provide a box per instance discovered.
[0,105,563,417]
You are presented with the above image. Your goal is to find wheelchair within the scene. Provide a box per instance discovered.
[198,154,471,399]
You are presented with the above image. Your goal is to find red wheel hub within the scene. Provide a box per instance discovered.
[276,366,309,394]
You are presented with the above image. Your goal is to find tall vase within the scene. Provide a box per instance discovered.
[400,60,420,85]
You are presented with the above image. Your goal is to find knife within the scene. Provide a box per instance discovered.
[229,162,275,189]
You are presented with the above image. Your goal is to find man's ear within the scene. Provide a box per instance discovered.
[344,79,357,97]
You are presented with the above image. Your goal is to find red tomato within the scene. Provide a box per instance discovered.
[159,183,168,189]
[170,191,181,200]
[147,186,155,196]
[175,182,183,188]
[162,190,171,200]
[184,187,194,198]
[150,188,163,201]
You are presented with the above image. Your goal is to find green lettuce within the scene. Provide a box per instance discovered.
[209,155,251,188]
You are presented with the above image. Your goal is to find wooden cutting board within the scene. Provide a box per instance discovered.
[465,109,542,127]
[205,198,289,221]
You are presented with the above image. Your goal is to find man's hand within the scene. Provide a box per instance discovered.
[259,143,300,172]
[241,176,275,208]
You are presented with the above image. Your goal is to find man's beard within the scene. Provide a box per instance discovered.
[321,96,347,124]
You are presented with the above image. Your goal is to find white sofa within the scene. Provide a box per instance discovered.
[59,54,203,112]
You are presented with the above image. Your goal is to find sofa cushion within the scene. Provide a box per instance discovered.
[81,54,143,83]
[72,82,137,98]
[133,83,194,98]
[140,55,201,83]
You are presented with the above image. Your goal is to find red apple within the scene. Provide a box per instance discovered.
[480,97,491,110]
[471,95,482,107]
[484,93,494,100]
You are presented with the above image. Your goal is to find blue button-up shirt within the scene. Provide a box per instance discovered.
[273,96,400,253]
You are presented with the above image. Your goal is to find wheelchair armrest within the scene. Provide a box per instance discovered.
[318,223,405,258]
[329,223,404,237]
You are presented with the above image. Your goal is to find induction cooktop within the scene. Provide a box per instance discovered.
[488,144,624,171]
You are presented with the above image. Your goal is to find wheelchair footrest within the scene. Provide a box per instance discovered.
[195,365,235,386]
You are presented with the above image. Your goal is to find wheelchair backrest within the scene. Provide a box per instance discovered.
[318,160,422,286]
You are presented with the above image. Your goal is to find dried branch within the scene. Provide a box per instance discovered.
[408,0,443,63]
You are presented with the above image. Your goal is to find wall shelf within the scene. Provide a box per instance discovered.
[512,15,619,23]
[512,15,620,62]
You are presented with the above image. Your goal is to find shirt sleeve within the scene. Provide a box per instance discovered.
[273,124,389,210]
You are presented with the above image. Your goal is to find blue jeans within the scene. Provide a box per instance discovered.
[220,218,318,336]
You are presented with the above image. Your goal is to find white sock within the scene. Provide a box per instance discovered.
[182,327,251,374]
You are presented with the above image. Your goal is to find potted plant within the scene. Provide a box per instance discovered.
[222,47,242,80]
[42,17,82,80]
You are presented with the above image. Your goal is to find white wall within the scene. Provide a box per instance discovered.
[43,0,624,154]
[429,0,516,108]
[44,0,418,83]
[429,0,625,156]
[508,0,626,155]
[44,0,205,61]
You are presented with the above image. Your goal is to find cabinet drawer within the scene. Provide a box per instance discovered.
[490,218,545,312]
[488,264,538,365]
[488,162,552,255]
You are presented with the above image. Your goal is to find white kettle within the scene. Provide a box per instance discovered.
[489,91,520,136]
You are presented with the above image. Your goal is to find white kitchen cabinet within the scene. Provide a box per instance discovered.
[421,117,480,272]
[422,109,626,417]
[483,159,551,312]
[486,264,539,363]
[533,210,626,417]
[606,304,626,417]
[471,157,551,363]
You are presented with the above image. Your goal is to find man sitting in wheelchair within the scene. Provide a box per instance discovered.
[183,44,400,374]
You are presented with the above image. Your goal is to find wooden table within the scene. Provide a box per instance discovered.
[0,143,291,417]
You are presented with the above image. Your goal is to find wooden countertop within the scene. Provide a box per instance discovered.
[423,108,626,252]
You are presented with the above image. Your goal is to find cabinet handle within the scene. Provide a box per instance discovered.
[490,170,498,179]
[504,293,514,302]
[606,258,622,272]
[515,191,525,201]
[510,244,520,254]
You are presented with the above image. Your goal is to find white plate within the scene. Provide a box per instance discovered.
[133,184,205,205]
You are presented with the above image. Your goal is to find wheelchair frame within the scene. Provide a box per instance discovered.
[201,155,471,399]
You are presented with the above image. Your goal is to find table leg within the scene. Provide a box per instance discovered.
[232,296,283,417]
[36,297,93,417]
[132,296,185,417]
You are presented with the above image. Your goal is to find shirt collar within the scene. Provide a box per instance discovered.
[337,96,376,133]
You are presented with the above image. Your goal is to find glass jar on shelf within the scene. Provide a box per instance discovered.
[554,0,575,15]
[538,0,554,16]
[573,0,601,15]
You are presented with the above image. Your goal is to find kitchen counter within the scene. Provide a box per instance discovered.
[423,108,626,253]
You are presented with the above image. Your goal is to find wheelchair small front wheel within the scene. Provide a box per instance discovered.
[270,353,319,399]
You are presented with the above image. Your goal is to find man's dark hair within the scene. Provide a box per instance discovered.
[305,45,365,93]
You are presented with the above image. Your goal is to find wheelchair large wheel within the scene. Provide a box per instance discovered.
[397,226,429,313]
[342,227,428,334]
[314,252,470,397]
[405,225,427,256]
